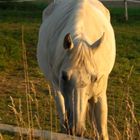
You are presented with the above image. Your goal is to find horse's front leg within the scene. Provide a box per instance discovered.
[94,94,109,140]
[89,75,109,140]
[53,90,67,132]
[89,94,108,140]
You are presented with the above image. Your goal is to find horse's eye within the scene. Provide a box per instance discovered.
[62,71,69,81]
[91,75,97,83]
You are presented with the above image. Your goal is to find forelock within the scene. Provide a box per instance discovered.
[68,40,97,74]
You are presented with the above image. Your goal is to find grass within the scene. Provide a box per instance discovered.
[0,2,140,140]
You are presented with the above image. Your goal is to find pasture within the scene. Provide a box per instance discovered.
[0,1,140,140]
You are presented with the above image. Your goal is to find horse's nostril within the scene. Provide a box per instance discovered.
[62,71,69,81]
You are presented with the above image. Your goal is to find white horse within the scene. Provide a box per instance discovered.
[37,0,116,139]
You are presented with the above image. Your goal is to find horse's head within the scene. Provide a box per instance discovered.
[59,33,103,136]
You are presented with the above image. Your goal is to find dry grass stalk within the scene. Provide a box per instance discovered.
[125,95,140,139]
[21,25,31,133]
[121,65,140,140]
[108,116,121,140]
[8,96,24,140]
[72,89,75,137]
[47,84,52,139]
[0,133,4,140]
[31,81,42,130]
[21,25,46,139]
[54,101,58,132]
[21,25,37,140]
[107,65,140,140]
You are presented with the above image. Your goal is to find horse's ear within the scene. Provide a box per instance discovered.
[63,33,74,50]
[91,33,105,48]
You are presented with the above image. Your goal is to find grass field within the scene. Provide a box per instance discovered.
[0,2,140,140]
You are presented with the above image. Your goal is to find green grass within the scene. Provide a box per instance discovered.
[109,8,140,117]
[0,2,140,140]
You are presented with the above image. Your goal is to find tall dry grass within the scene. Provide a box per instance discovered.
[0,133,4,140]
[107,66,140,140]
[7,26,140,140]
[7,26,57,140]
